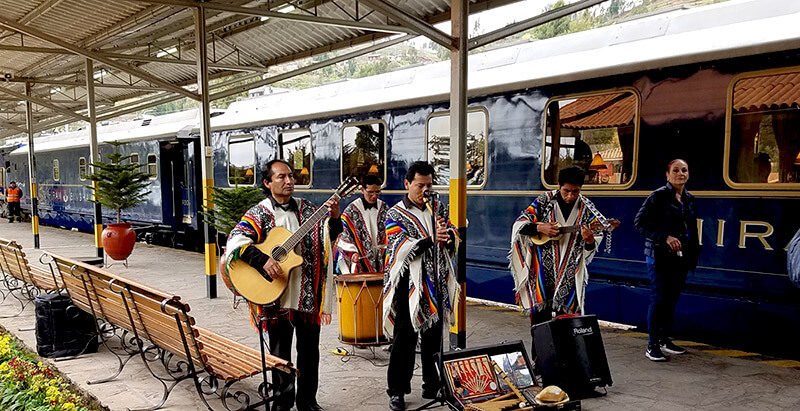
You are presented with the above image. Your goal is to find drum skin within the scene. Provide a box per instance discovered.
[335,273,389,346]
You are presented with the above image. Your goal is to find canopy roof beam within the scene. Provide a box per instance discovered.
[5,78,170,92]
[358,0,455,49]
[0,85,88,121]
[130,0,414,34]
[0,44,270,73]
[469,0,607,50]
[0,15,200,101]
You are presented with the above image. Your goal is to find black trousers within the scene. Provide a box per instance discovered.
[7,202,21,221]
[647,262,688,345]
[267,317,321,409]
[387,274,442,397]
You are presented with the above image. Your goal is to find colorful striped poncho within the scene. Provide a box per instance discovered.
[509,190,603,315]
[338,198,388,273]
[382,198,460,337]
[224,197,333,326]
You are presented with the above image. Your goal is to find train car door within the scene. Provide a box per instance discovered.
[159,141,185,228]
[181,140,202,233]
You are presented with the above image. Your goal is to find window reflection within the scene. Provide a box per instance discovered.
[342,122,385,183]
[427,109,487,187]
[228,135,256,186]
[279,129,312,186]
[729,71,800,185]
[543,91,637,186]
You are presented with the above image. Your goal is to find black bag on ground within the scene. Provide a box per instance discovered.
[35,293,98,358]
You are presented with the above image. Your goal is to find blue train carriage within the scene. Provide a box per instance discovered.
[6,109,206,249]
[207,0,800,355]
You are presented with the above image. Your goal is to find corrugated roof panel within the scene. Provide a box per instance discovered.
[560,94,636,129]
[734,72,800,112]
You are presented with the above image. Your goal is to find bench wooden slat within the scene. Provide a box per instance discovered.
[42,251,297,399]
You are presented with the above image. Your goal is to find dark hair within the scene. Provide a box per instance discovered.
[558,166,585,186]
[363,174,382,187]
[261,159,292,195]
[666,159,688,171]
[9,181,15,185]
[405,161,435,183]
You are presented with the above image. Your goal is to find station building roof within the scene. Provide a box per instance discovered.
[0,0,519,139]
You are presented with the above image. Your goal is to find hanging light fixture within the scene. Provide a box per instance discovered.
[589,152,607,170]
[300,167,309,176]
[368,164,379,174]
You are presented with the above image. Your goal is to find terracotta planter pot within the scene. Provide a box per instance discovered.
[103,223,136,261]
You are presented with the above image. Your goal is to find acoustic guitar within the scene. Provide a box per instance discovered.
[228,177,360,305]
[530,218,621,246]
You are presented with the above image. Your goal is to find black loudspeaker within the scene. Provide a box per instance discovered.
[531,314,612,397]
[35,293,98,358]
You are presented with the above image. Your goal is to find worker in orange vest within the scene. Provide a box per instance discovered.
[6,181,22,223]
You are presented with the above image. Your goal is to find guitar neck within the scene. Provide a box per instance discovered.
[282,193,339,250]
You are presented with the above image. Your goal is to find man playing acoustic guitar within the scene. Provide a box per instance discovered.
[509,166,615,329]
[225,159,341,411]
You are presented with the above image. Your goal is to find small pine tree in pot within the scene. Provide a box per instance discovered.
[87,142,152,261]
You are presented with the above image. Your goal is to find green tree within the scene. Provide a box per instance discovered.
[201,185,264,236]
[87,142,152,223]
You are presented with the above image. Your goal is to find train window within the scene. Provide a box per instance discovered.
[79,157,87,181]
[147,154,158,179]
[228,135,256,186]
[426,108,488,187]
[726,69,800,188]
[278,129,312,186]
[53,159,60,182]
[130,153,139,165]
[341,121,386,185]
[542,90,638,188]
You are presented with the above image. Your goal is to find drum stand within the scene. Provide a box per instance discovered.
[416,193,457,411]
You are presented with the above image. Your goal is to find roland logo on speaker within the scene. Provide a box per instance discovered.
[572,326,593,337]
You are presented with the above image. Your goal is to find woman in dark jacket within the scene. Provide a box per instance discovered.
[634,159,700,362]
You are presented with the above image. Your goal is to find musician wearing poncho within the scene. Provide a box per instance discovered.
[509,166,606,327]
[384,161,459,411]
[338,174,389,273]
[224,159,341,411]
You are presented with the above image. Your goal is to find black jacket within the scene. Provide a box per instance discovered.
[634,183,700,270]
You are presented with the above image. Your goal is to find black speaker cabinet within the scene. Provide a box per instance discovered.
[531,314,612,397]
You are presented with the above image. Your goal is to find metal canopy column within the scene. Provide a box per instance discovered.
[24,83,40,248]
[449,0,468,349]
[86,59,103,258]
[195,7,217,299]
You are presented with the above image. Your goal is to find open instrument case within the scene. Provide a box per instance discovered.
[436,340,581,411]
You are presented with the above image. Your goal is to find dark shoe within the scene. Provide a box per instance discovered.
[645,344,667,362]
[389,395,405,411]
[661,339,686,355]
[297,402,324,411]
[421,388,439,399]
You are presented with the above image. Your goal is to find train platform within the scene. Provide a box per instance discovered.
[1,220,800,411]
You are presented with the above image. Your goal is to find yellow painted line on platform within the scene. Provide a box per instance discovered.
[707,349,757,357]
[478,306,512,311]
[619,332,649,338]
[762,360,800,368]
[672,340,709,347]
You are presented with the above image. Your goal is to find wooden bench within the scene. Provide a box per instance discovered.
[45,252,294,410]
[0,237,62,317]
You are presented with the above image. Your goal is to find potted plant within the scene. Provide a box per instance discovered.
[87,142,152,261]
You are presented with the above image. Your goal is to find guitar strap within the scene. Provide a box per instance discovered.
[579,194,612,254]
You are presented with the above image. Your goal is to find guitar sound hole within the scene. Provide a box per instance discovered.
[272,246,287,262]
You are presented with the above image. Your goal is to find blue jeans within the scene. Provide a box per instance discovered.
[647,261,688,345]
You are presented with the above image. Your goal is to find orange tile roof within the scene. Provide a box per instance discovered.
[734,72,800,112]
[559,93,636,129]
